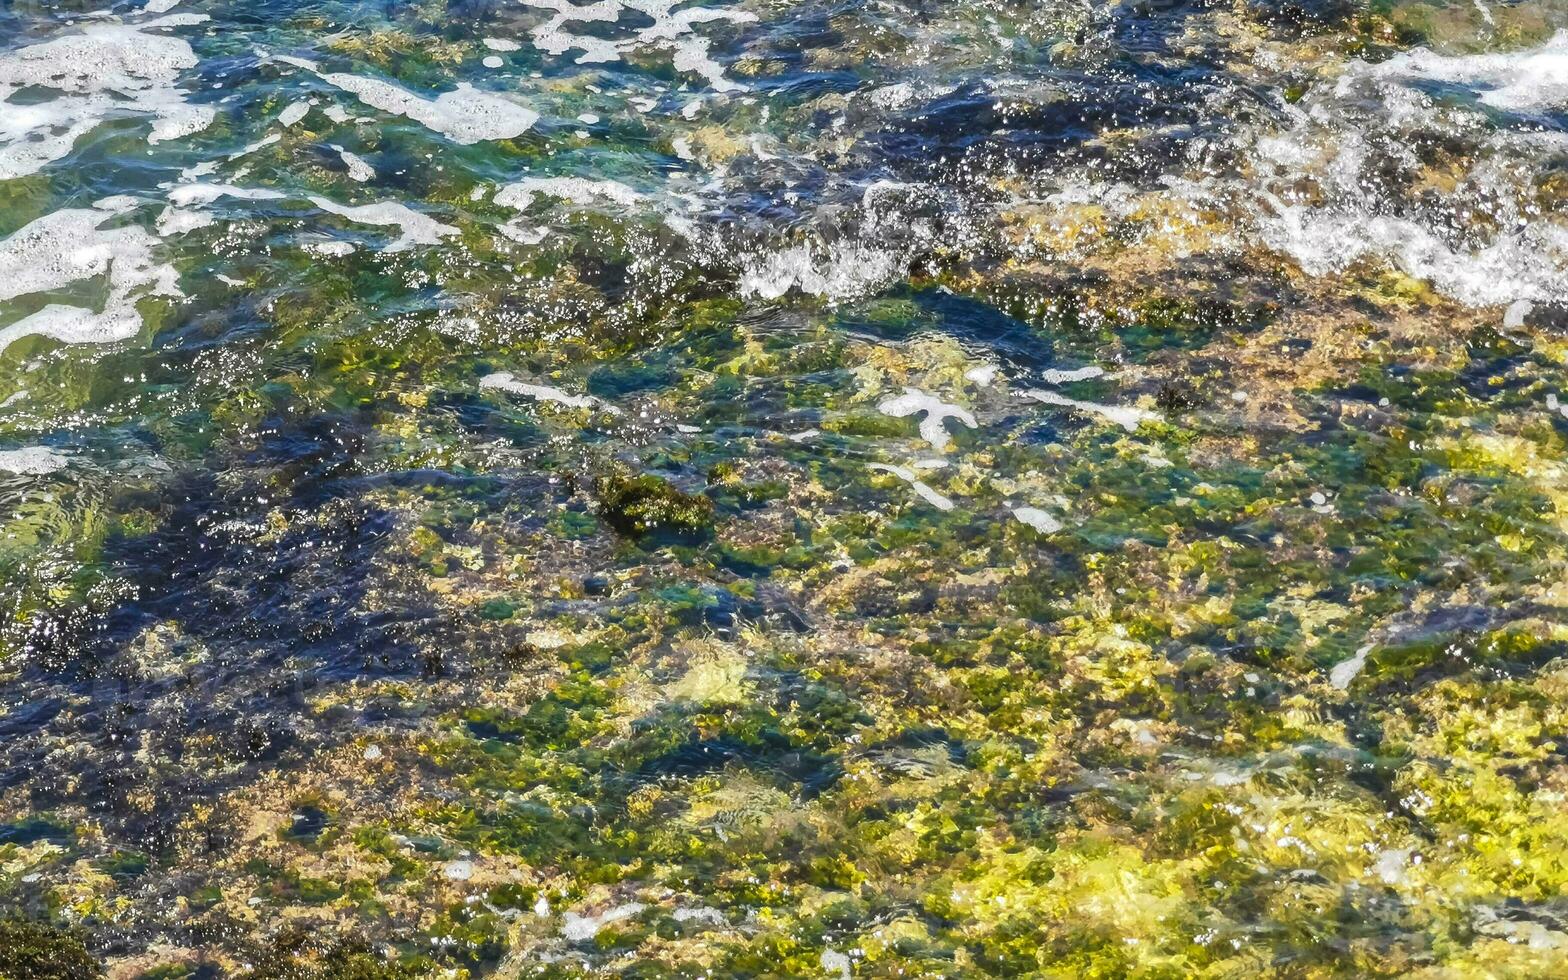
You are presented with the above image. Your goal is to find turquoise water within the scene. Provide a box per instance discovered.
[5,0,1568,974]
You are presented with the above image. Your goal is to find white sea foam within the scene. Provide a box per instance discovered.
[1355,31,1568,112]
[1259,192,1568,307]
[92,196,139,214]
[165,184,455,251]
[167,183,288,208]
[498,221,550,245]
[1019,389,1153,432]
[1252,37,1568,307]
[1012,506,1063,534]
[480,371,620,413]
[494,177,643,212]
[1039,365,1106,385]
[0,206,180,351]
[522,0,756,92]
[821,949,852,980]
[0,447,68,475]
[307,197,459,252]
[483,38,522,52]
[673,906,725,925]
[228,132,280,160]
[1373,847,1412,886]
[305,239,356,257]
[739,243,905,302]
[0,16,215,179]
[278,101,311,127]
[1329,644,1374,690]
[155,207,215,236]
[868,463,955,511]
[335,147,376,182]
[877,388,977,452]
[965,363,999,386]
[280,58,537,143]
[1505,300,1533,329]
[562,903,645,942]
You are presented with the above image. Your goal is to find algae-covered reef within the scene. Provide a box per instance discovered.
[6,0,1568,975]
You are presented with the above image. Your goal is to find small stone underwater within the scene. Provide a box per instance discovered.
[4,0,1568,975]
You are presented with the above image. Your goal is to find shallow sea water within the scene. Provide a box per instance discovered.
[5,0,1568,974]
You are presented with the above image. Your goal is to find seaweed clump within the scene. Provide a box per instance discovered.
[0,920,101,980]
[592,472,715,539]
[239,929,421,980]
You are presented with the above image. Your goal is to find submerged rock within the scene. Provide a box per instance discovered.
[593,471,716,538]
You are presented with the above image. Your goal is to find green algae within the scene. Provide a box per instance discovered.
[592,473,716,540]
[240,929,423,980]
[5,0,1568,975]
[0,920,101,980]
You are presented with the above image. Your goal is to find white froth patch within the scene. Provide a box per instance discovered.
[483,38,522,52]
[228,132,280,160]
[167,183,288,208]
[1330,644,1374,690]
[165,184,455,252]
[305,239,356,257]
[0,16,215,179]
[1259,192,1568,308]
[562,903,645,942]
[672,906,725,925]
[868,463,954,512]
[282,60,537,143]
[0,208,180,351]
[155,207,215,236]
[0,447,68,475]
[1012,506,1063,534]
[334,147,376,182]
[1373,848,1412,886]
[308,197,458,252]
[1358,31,1568,112]
[1020,389,1153,432]
[821,949,852,980]
[278,101,311,127]
[876,388,977,452]
[498,220,550,245]
[92,195,139,214]
[483,56,505,69]
[522,0,756,92]
[494,177,642,212]
[1505,299,1533,329]
[1039,365,1106,385]
[1253,43,1568,308]
[965,363,999,386]
[480,371,620,413]
[739,243,904,302]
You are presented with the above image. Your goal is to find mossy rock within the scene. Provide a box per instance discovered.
[0,920,101,980]
[239,928,422,979]
[592,473,715,539]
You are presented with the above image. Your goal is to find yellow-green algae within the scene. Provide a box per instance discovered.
[5,0,1568,974]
